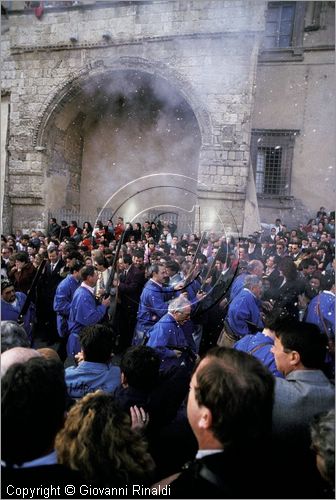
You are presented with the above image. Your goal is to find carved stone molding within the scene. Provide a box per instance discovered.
[33,56,213,149]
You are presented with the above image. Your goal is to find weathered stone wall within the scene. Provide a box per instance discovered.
[1,96,11,234]
[1,0,266,234]
[44,110,84,209]
[252,2,335,226]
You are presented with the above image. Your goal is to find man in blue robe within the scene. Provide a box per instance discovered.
[67,266,110,358]
[147,296,197,373]
[305,275,335,341]
[65,324,120,399]
[133,263,183,345]
[1,279,34,342]
[229,259,264,300]
[305,274,335,377]
[226,275,264,340]
[53,261,82,339]
[234,308,285,378]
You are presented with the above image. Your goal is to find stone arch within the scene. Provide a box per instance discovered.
[37,56,208,217]
[33,56,213,149]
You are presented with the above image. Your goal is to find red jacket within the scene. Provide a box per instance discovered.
[114,223,125,241]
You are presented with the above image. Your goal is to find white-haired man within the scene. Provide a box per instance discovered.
[220,275,264,347]
[147,296,197,373]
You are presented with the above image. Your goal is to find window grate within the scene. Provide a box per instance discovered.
[251,129,299,197]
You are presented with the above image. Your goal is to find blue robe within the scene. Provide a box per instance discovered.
[1,292,34,342]
[234,331,284,378]
[67,286,108,356]
[226,288,264,338]
[305,291,335,339]
[65,361,121,399]
[53,274,80,338]
[229,273,248,300]
[185,278,201,305]
[147,313,196,372]
[133,280,175,344]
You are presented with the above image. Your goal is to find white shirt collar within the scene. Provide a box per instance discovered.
[150,278,162,288]
[81,282,95,294]
[196,449,223,459]
[323,290,335,297]
[279,277,286,287]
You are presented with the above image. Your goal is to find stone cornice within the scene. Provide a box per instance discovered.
[31,56,213,148]
[7,1,155,16]
[10,30,260,54]
[9,170,44,176]
[8,194,44,205]
[303,44,335,51]
[197,187,246,199]
[259,45,335,63]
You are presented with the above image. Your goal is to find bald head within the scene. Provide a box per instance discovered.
[1,347,42,377]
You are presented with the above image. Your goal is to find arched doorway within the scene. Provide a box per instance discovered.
[41,69,203,229]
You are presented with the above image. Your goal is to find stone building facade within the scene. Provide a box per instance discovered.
[252,1,335,226]
[1,1,335,235]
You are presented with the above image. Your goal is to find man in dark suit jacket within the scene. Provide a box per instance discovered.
[153,347,274,498]
[260,237,275,263]
[168,235,185,256]
[271,320,334,498]
[272,320,334,440]
[36,247,64,344]
[116,254,146,351]
[246,236,262,261]
[47,217,61,239]
[266,227,277,252]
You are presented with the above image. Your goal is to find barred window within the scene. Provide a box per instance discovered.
[251,130,299,197]
[263,2,296,48]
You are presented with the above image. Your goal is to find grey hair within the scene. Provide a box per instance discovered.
[247,260,264,273]
[244,275,262,290]
[168,296,191,314]
[310,409,335,487]
[1,321,30,353]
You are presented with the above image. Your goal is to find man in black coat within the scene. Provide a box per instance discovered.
[36,247,64,344]
[260,236,275,262]
[246,236,262,261]
[168,235,185,256]
[115,254,146,351]
[47,217,61,239]
[153,347,275,498]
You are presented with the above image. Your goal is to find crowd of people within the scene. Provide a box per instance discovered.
[1,207,335,498]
